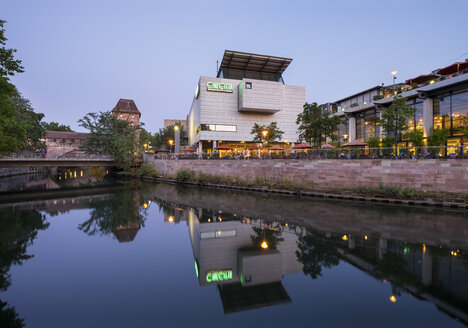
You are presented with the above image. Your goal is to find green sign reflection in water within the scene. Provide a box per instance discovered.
[206,82,233,93]
[206,269,233,282]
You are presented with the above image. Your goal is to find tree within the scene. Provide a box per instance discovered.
[12,93,45,150]
[0,20,26,156]
[139,127,152,150]
[152,122,188,148]
[295,230,340,279]
[380,95,416,152]
[296,102,341,147]
[78,111,140,173]
[41,121,72,132]
[250,121,284,144]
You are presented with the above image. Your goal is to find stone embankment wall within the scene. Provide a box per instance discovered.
[0,167,45,178]
[144,157,468,193]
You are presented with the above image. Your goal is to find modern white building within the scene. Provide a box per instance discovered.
[188,50,306,153]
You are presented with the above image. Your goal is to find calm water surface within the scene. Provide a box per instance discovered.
[0,174,467,327]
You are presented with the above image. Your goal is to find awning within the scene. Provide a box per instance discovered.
[321,144,337,149]
[437,62,468,76]
[183,148,197,152]
[407,74,438,85]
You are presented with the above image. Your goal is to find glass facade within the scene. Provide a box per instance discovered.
[406,100,423,133]
[433,90,468,135]
[356,109,380,141]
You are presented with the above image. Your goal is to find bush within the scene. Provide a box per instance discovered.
[175,168,193,183]
[373,94,384,101]
[139,163,158,178]
[367,136,380,148]
[404,130,424,147]
[427,128,449,147]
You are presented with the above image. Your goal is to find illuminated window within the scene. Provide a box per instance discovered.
[245,82,252,89]
[201,124,237,132]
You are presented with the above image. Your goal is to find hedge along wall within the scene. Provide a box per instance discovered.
[144,157,468,193]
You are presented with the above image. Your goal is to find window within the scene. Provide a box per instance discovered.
[200,230,236,239]
[245,82,252,89]
[201,124,237,132]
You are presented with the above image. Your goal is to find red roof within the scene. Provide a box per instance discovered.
[112,99,141,117]
[437,62,468,76]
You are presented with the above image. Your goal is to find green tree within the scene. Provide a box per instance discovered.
[403,130,424,147]
[296,102,341,147]
[250,226,284,250]
[427,128,449,148]
[78,111,141,173]
[380,96,416,152]
[41,121,73,132]
[0,20,26,156]
[12,93,45,150]
[250,121,284,144]
[139,127,152,150]
[152,122,188,148]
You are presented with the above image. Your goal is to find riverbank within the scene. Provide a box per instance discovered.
[140,174,468,210]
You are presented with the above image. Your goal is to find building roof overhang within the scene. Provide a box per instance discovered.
[217,50,292,78]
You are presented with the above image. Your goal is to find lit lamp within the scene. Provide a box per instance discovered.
[168,139,174,153]
[261,241,269,249]
[174,125,180,153]
[391,71,398,94]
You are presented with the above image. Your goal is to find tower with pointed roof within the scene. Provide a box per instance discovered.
[112,98,141,127]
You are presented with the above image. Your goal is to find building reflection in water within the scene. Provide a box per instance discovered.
[158,198,468,322]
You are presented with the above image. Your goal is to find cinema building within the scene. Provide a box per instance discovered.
[187,50,306,153]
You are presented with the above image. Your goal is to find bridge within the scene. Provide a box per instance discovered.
[0,154,115,168]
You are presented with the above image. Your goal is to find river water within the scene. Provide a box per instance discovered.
[0,171,467,327]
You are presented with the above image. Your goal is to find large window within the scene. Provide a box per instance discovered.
[201,124,237,132]
[406,100,423,132]
[356,110,380,141]
[433,90,468,135]
[452,91,468,135]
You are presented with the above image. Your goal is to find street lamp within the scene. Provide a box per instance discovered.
[391,71,398,95]
[261,130,268,146]
[168,139,174,153]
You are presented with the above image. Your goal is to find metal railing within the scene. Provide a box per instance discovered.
[1,152,114,160]
[154,146,466,160]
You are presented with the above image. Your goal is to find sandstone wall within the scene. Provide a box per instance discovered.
[144,157,468,193]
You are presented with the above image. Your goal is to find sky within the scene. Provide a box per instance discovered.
[3,0,468,132]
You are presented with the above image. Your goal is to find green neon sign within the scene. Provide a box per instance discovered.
[195,83,200,99]
[206,269,233,282]
[206,82,233,93]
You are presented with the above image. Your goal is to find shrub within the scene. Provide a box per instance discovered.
[139,163,158,178]
[373,94,384,101]
[404,130,424,148]
[427,128,449,147]
[175,168,193,183]
[367,136,380,148]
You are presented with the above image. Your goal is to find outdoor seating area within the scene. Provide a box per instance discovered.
[155,145,467,160]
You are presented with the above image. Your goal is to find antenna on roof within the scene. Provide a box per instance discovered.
[216,60,219,75]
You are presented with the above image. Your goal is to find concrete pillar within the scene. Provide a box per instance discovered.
[213,140,217,152]
[174,129,180,153]
[422,246,432,286]
[348,116,356,141]
[198,141,202,155]
[423,98,433,139]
